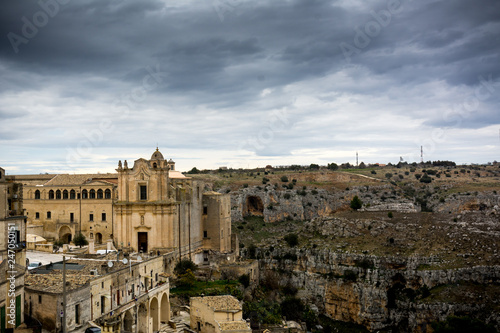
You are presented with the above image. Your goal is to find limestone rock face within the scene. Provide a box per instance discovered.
[250,247,500,332]
[228,185,417,223]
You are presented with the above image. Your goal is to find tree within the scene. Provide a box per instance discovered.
[176,269,196,288]
[420,174,433,183]
[174,258,197,276]
[280,175,289,182]
[327,163,339,171]
[73,233,88,248]
[309,163,320,170]
[340,162,352,169]
[186,167,200,174]
[350,195,363,210]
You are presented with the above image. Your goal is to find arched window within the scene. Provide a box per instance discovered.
[97,189,103,199]
[35,190,41,200]
[89,189,96,199]
[70,190,76,199]
[56,190,61,199]
[63,190,69,199]
[49,190,54,200]
[105,189,111,199]
[82,190,88,199]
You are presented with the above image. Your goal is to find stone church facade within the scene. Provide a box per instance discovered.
[12,149,233,259]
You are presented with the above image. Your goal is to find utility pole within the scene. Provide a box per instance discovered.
[356,152,358,167]
[420,146,423,163]
[62,256,67,333]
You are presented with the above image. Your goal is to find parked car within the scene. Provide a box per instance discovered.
[27,261,42,270]
[84,327,101,333]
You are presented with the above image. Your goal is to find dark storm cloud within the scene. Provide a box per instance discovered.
[1,0,499,172]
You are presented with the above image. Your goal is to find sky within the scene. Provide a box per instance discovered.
[1,0,499,174]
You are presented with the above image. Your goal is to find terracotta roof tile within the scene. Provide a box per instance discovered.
[194,295,242,311]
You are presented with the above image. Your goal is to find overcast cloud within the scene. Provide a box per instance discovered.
[1,0,499,174]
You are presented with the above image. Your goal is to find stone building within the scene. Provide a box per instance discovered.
[12,149,234,261]
[190,295,251,333]
[18,173,116,245]
[25,254,170,333]
[114,149,232,260]
[0,166,27,331]
[201,192,231,253]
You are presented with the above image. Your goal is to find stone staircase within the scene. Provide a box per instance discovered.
[159,312,193,333]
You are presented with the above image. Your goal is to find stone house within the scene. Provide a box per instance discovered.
[25,254,170,333]
[190,295,251,333]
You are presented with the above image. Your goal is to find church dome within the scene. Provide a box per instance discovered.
[151,148,165,160]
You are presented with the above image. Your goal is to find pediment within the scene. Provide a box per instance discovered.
[134,225,152,231]
[131,160,152,179]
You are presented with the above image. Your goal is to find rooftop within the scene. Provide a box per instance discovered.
[193,295,242,312]
[45,174,118,186]
[218,320,250,331]
[25,256,130,293]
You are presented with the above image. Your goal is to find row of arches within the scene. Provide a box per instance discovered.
[125,292,169,333]
[58,226,103,244]
[34,189,112,200]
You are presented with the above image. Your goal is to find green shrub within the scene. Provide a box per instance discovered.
[176,269,196,288]
[174,259,197,275]
[284,193,291,199]
[420,174,433,183]
[73,233,88,247]
[281,175,289,182]
[297,189,307,196]
[350,196,363,210]
[388,211,393,218]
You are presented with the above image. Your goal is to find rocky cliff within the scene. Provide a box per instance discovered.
[228,185,418,223]
[247,246,500,332]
